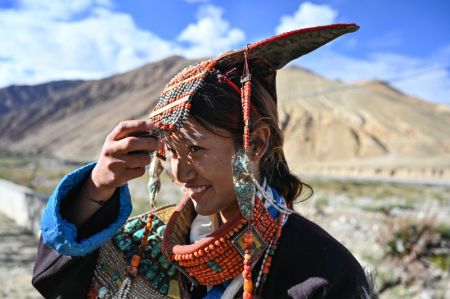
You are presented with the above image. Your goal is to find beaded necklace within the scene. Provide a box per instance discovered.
[161,195,279,287]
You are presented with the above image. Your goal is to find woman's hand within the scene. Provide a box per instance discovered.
[88,119,160,201]
[65,120,160,226]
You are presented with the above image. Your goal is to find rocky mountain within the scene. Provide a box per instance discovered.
[276,67,450,179]
[1,56,449,180]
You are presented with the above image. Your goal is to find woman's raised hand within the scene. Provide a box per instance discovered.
[88,119,160,201]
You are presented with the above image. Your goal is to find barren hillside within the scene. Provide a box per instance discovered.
[0,57,449,180]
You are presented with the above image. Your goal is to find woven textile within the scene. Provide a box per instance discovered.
[87,205,190,299]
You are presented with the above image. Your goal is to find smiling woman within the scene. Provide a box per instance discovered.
[32,24,373,299]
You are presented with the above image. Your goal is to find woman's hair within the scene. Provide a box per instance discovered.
[190,72,311,205]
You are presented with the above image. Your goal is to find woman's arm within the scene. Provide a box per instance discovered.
[65,120,159,226]
[40,120,160,256]
[32,188,121,298]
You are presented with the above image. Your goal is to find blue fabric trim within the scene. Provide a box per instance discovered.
[40,162,132,256]
[203,281,230,299]
[266,187,280,219]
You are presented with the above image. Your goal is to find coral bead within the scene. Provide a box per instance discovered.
[130,255,141,267]
[244,279,253,292]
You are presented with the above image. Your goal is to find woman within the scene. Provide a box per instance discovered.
[33,24,371,298]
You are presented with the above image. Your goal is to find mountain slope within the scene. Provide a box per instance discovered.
[1,58,449,179]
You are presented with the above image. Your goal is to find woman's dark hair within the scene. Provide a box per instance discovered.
[190,72,311,205]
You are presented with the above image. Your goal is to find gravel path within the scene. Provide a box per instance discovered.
[0,213,42,298]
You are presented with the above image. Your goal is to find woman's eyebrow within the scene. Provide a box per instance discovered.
[179,132,204,143]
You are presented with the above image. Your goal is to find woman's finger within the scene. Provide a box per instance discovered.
[108,136,160,155]
[118,153,151,169]
[121,167,147,182]
[108,120,155,141]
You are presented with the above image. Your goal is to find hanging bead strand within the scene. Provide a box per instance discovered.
[241,49,252,152]
[239,48,255,299]
[242,228,254,299]
[115,151,161,298]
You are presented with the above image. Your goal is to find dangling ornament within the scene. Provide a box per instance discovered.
[114,151,163,297]
[232,151,256,220]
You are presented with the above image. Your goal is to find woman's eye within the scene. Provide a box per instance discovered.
[189,145,203,153]
[166,146,176,155]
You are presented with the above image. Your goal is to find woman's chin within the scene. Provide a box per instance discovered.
[192,201,215,216]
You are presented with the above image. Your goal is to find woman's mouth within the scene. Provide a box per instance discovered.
[184,185,210,200]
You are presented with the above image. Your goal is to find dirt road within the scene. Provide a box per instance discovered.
[0,212,42,298]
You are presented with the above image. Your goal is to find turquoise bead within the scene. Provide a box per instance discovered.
[156,225,166,236]
[124,219,143,233]
[133,228,145,241]
[167,265,177,277]
[98,287,109,298]
[160,283,169,295]
[147,234,159,244]
[151,242,162,258]
[145,269,157,280]
[158,254,170,269]
[145,264,159,280]
[138,259,153,274]
[151,273,164,289]
[117,238,132,251]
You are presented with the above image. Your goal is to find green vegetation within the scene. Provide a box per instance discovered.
[0,151,81,194]
[306,178,450,203]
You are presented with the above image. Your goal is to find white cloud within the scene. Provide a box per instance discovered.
[0,0,177,86]
[294,47,450,104]
[276,2,338,34]
[177,5,245,58]
[0,1,244,87]
[273,2,450,104]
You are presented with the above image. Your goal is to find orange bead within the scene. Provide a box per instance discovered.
[130,255,141,268]
[244,279,253,292]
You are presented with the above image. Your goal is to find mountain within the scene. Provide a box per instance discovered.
[0,56,199,161]
[1,56,449,180]
[276,67,450,179]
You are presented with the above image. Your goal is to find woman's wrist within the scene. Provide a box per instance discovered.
[87,170,117,202]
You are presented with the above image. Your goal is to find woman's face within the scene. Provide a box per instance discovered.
[165,117,239,221]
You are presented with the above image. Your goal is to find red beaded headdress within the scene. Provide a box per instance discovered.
[149,23,359,133]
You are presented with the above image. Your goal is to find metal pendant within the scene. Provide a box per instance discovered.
[232,151,256,220]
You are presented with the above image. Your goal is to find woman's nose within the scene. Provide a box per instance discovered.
[172,157,195,183]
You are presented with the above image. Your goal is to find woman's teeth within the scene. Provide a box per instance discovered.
[187,186,208,193]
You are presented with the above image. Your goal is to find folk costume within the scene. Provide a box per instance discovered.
[33,24,371,299]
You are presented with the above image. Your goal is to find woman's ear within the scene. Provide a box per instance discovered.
[250,125,270,161]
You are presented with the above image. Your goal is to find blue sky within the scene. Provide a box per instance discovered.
[1,0,449,103]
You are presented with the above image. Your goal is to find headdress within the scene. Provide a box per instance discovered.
[148,23,359,132]
[117,24,359,298]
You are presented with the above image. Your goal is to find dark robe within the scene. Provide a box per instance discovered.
[32,197,369,299]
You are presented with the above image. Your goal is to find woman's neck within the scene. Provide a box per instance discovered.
[219,200,240,224]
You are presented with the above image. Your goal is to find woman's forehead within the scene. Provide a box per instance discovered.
[165,117,231,144]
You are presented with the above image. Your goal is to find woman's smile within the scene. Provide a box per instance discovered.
[184,184,211,200]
